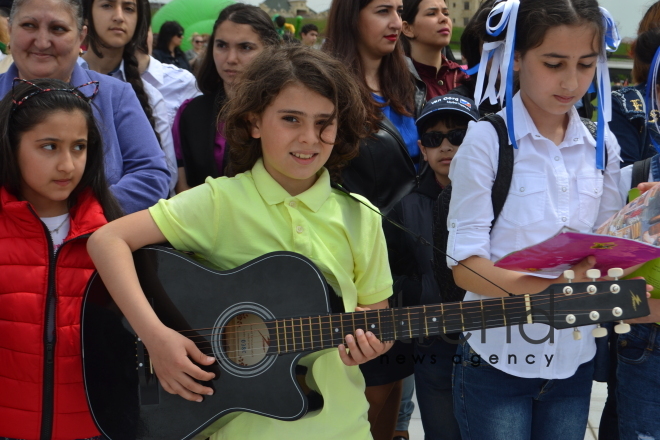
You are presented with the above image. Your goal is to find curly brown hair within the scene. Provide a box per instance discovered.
[223,45,372,182]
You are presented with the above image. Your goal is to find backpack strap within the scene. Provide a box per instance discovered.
[482,113,514,226]
[631,157,653,189]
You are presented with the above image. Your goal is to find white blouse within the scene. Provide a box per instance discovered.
[446,92,622,379]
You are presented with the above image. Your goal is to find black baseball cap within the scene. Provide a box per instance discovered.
[415,94,480,130]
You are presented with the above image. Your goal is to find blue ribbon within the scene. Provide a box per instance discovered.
[594,7,621,169]
[460,51,495,77]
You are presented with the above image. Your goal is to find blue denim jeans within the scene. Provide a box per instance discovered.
[616,323,660,440]
[414,335,461,440]
[452,340,594,440]
[396,374,415,432]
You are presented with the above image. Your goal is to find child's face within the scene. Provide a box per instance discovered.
[357,0,403,60]
[419,119,466,184]
[249,84,336,196]
[91,0,138,49]
[17,109,88,217]
[213,20,265,91]
[301,30,318,47]
[514,24,598,126]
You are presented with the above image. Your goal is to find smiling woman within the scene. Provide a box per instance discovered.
[1,0,170,214]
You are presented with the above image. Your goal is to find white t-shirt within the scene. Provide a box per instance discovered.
[446,92,623,379]
[41,213,70,253]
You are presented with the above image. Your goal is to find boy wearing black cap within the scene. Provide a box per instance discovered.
[385,94,479,440]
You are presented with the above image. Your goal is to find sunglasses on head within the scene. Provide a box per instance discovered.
[420,129,467,148]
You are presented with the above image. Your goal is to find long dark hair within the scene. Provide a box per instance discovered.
[197,3,280,96]
[0,79,123,220]
[223,46,372,182]
[155,21,184,54]
[323,0,415,121]
[634,27,660,87]
[632,1,660,84]
[82,0,160,145]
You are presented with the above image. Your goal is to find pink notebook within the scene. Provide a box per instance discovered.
[494,228,660,274]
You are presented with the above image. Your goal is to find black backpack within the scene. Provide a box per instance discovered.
[431,115,600,303]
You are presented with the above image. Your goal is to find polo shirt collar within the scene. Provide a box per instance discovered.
[252,158,331,212]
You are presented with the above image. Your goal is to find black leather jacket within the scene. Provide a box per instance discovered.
[340,65,427,215]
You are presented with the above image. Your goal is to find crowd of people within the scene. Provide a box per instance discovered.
[1,0,660,440]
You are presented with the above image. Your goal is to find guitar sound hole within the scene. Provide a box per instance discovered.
[221,313,271,367]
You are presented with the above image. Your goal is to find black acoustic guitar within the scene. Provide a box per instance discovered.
[81,246,649,440]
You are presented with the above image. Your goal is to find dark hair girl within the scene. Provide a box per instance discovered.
[0,78,121,440]
[153,20,192,72]
[401,0,467,99]
[81,0,179,194]
[173,3,279,191]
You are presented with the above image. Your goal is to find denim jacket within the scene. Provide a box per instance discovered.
[610,83,660,167]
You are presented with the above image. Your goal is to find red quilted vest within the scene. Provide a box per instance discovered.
[0,187,107,440]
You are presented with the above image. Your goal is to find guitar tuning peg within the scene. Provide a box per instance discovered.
[573,328,582,340]
[607,268,624,280]
[586,269,601,281]
[592,324,608,338]
[615,321,631,334]
[564,270,575,283]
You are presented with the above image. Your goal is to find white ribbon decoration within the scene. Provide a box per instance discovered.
[474,0,520,109]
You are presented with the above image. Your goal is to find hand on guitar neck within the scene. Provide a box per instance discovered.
[454,255,649,297]
[338,300,394,366]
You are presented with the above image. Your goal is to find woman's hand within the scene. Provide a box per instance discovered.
[141,324,216,402]
[554,255,597,283]
[337,305,393,366]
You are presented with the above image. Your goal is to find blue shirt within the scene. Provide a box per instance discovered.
[372,94,420,165]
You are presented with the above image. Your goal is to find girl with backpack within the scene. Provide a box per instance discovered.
[446,0,625,438]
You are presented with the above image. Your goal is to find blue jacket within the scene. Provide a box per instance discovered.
[0,64,171,213]
[610,83,660,167]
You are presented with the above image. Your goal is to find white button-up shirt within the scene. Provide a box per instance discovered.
[447,92,622,379]
[77,57,179,194]
[141,56,201,126]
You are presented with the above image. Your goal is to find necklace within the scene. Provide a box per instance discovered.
[47,215,69,235]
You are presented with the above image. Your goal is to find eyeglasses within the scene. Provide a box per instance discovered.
[176,33,183,38]
[11,78,99,111]
[420,129,467,148]
[194,40,203,44]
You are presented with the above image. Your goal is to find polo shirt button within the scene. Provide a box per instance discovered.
[562,217,567,222]
[289,201,296,207]
[594,189,598,194]
[520,187,525,192]
[554,156,560,161]
[562,187,567,192]
[296,226,304,233]
[438,79,444,86]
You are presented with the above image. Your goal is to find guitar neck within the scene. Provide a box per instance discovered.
[266,294,533,355]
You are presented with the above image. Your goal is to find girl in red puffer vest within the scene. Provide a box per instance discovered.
[0,78,123,440]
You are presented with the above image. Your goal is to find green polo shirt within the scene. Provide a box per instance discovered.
[149,158,392,439]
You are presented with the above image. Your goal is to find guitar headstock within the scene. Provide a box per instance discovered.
[530,269,649,332]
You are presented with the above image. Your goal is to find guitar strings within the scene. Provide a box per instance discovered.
[169,286,627,337]
[136,290,631,358]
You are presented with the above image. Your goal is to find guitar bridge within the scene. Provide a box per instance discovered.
[136,336,159,405]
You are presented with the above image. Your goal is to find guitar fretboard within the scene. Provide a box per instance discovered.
[265,295,532,355]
